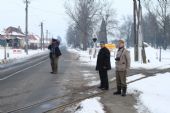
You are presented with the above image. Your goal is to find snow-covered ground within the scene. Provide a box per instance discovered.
[68,47,170,113]
[127,74,146,83]
[129,47,170,69]
[128,73,170,113]
[68,46,170,70]
[0,48,48,64]
[67,97,105,113]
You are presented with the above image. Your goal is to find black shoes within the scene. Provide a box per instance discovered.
[97,86,109,90]
[113,86,121,95]
[113,91,121,95]
[50,72,57,74]
[121,88,127,97]
[113,87,127,96]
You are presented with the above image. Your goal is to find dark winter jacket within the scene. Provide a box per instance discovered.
[48,44,61,57]
[96,47,111,71]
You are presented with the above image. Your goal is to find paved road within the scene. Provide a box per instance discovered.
[0,46,75,113]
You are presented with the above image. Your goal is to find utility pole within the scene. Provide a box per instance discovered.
[46,30,48,46]
[133,0,139,61]
[40,22,44,50]
[25,0,29,54]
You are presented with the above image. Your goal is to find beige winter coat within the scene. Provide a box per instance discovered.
[115,48,131,71]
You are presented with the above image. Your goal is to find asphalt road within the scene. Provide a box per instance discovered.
[0,46,73,113]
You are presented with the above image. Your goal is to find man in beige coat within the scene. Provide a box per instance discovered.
[114,40,131,96]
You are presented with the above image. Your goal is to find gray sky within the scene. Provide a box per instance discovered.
[0,0,134,40]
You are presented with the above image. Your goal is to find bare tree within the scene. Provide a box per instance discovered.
[65,0,101,50]
[142,13,160,48]
[157,0,170,49]
[98,0,118,43]
[119,16,133,48]
[143,0,170,49]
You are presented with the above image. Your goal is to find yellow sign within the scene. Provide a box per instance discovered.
[105,44,116,49]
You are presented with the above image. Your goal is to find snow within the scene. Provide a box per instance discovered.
[75,97,105,113]
[128,73,170,113]
[67,46,170,70]
[79,90,99,95]
[157,64,170,70]
[67,48,99,66]
[80,70,91,73]
[110,77,116,82]
[127,74,146,83]
[67,47,170,113]
[0,48,48,65]
[86,80,100,87]
[83,73,95,78]
[129,47,170,69]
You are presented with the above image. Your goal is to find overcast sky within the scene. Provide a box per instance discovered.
[0,0,133,40]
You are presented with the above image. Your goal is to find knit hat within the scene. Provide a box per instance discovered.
[118,39,125,44]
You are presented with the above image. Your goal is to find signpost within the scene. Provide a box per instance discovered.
[0,39,7,60]
[0,33,8,60]
[92,38,97,58]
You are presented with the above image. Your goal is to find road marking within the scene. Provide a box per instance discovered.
[0,59,48,81]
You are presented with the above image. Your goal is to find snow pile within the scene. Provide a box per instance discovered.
[128,73,170,113]
[75,97,105,113]
[0,48,48,64]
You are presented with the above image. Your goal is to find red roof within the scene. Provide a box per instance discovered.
[5,26,24,35]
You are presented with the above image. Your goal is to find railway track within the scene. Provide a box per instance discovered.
[44,75,151,113]
[4,72,155,113]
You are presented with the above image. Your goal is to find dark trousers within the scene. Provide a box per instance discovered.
[50,55,59,73]
[99,70,109,89]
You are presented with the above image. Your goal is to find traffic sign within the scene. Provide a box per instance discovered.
[105,44,116,49]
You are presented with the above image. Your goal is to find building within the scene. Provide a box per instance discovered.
[4,26,25,48]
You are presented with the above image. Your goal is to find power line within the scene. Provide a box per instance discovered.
[29,6,66,16]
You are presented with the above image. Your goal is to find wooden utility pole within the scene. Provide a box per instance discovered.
[40,22,44,50]
[133,0,140,61]
[133,0,138,61]
[138,0,146,63]
[133,0,146,63]
[46,30,48,46]
[25,0,29,54]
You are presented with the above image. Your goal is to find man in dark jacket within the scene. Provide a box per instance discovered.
[96,41,111,90]
[48,38,61,74]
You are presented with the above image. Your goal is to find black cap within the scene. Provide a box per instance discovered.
[100,41,105,45]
